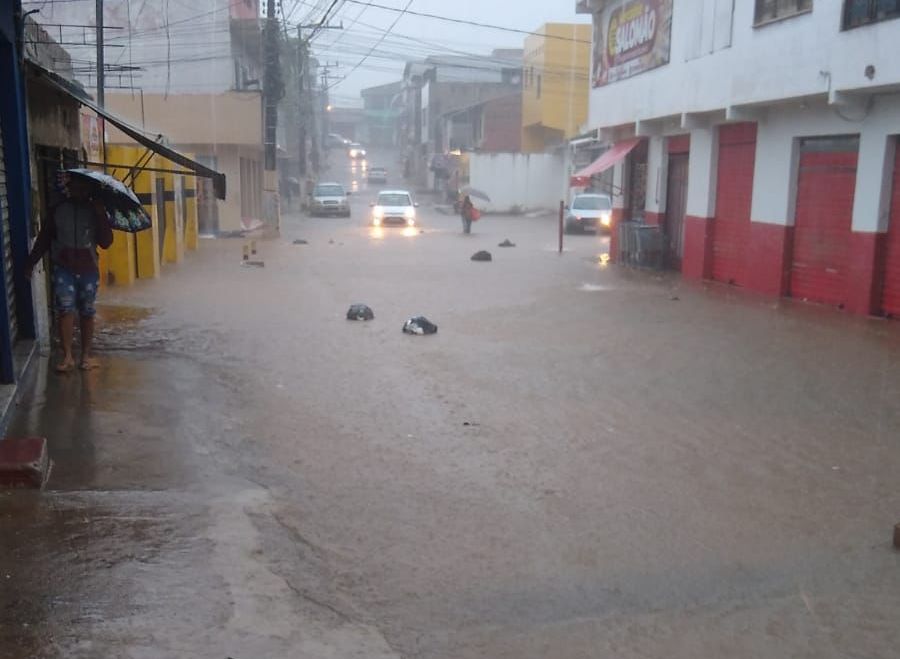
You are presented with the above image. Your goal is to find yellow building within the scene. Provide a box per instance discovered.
[522,23,592,153]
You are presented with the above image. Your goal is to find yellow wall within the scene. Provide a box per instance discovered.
[162,170,185,264]
[104,146,137,286]
[522,23,592,153]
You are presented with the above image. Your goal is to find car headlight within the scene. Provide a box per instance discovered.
[600,213,612,226]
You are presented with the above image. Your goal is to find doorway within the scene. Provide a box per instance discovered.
[664,154,689,270]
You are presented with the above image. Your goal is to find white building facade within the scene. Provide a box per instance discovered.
[577,0,900,317]
[32,0,264,234]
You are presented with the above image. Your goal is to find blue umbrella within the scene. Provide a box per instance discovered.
[64,168,153,233]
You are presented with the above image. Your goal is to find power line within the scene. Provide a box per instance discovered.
[343,0,591,44]
[324,0,413,91]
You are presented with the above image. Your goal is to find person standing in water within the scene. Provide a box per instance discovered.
[24,176,113,373]
[460,194,475,234]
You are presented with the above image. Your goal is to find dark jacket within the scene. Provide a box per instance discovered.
[27,199,113,275]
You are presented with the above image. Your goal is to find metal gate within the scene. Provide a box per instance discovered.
[881,140,900,316]
[790,136,859,307]
[712,123,757,286]
[664,153,689,270]
[0,115,17,346]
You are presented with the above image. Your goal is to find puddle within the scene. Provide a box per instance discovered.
[95,304,156,327]
[578,283,616,292]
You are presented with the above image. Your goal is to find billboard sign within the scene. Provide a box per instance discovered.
[592,0,673,87]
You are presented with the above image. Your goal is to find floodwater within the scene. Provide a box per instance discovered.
[2,148,900,658]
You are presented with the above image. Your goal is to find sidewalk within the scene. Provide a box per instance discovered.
[0,301,401,659]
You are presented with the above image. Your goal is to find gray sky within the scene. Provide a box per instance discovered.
[307,0,589,104]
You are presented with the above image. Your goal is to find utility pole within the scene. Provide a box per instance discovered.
[297,27,308,177]
[95,0,104,108]
[263,0,282,171]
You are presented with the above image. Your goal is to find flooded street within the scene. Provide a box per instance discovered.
[2,149,900,659]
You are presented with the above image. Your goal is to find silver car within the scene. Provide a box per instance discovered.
[309,182,351,217]
[565,193,613,234]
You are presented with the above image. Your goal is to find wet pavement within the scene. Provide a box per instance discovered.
[2,148,900,658]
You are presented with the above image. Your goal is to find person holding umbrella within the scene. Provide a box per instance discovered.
[460,194,475,234]
[25,175,113,373]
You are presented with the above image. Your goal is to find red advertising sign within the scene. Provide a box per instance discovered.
[592,0,673,87]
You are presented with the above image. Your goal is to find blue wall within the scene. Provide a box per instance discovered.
[0,0,36,383]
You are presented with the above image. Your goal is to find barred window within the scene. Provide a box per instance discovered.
[843,0,900,29]
[754,0,813,25]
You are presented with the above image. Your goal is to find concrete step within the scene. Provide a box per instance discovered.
[0,437,50,489]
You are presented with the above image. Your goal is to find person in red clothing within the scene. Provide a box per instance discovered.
[24,177,113,373]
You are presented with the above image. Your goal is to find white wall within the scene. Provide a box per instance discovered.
[33,0,240,94]
[470,153,566,213]
[587,2,900,129]
[750,93,900,230]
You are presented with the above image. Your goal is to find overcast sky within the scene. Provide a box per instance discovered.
[309,0,590,104]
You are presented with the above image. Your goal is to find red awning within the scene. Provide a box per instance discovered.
[570,138,641,187]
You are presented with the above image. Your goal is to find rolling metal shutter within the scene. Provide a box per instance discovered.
[881,141,900,316]
[712,123,757,286]
[789,137,859,307]
[0,115,18,344]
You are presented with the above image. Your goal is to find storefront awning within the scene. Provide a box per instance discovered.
[570,138,641,187]
[27,62,227,200]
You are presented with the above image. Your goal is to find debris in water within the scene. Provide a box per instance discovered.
[403,316,438,335]
[292,239,308,245]
[669,295,680,301]
[241,260,265,268]
[347,304,375,321]
[498,239,515,247]
[471,250,492,262]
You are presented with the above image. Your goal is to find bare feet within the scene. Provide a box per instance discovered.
[79,356,100,371]
[55,356,75,373]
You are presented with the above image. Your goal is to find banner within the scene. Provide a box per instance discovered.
[80,112,103,164]
[592,0,673,87]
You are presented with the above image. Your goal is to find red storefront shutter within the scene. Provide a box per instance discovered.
[712,123,757,286]
[881,142,900,316]
[790,138,858,307]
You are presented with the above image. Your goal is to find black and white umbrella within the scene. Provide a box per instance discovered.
[64,168,152,233]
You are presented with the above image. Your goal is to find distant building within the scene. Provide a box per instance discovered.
[521,23,591,153]
[576,0,900,318]
[401,51,523,188]
[361,81,403,147]
[438,93,523,153]
[327,107,367,144]
[34,0,265,234]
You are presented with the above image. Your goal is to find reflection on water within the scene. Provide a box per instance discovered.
[368,226,420,240]
[351,179,359,192]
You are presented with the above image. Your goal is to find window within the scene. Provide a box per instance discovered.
[754,0,812,25]
[843,0,900,28]
[536,74,542,99]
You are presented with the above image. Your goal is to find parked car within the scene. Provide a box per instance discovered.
[565,193,613,233]
[348,142,367,159]
[309,182,351,217]
[367,166,388,184]
[370,190,417,227]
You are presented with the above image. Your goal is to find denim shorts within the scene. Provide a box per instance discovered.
[53,266,99,317]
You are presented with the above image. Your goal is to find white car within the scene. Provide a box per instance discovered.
[565,193,613,233]
[348,142,367,159]
[371,190,417,227]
